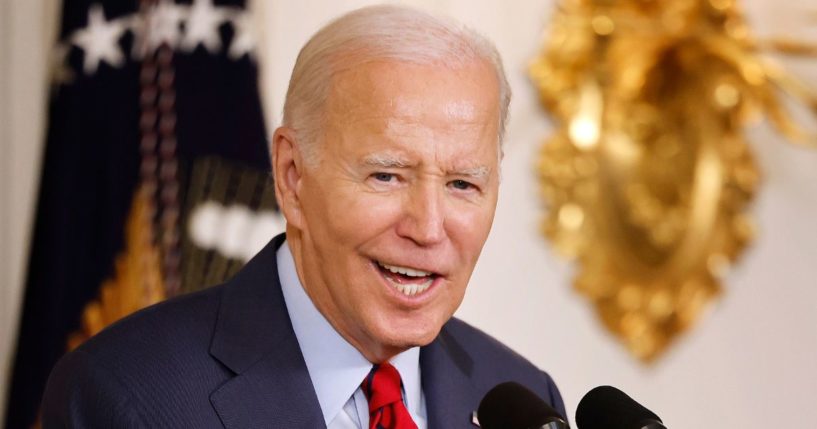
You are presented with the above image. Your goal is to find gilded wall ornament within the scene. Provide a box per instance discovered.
[530,0,816,361]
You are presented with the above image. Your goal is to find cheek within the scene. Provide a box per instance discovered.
[324,190,404,244]
[446,202,496,258]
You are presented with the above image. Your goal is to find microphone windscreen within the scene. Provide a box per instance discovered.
[576,385,664,429]
[478,381,567,429]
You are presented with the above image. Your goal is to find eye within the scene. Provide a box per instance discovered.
[450,179,474,191]
[372,172,395,182]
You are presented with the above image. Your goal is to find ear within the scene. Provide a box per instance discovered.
[272,126,306,230]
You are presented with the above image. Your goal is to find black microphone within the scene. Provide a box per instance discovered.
[576,386,666,429]
[477,381,569,429]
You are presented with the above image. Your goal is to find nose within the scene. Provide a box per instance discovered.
[396,181,446,246]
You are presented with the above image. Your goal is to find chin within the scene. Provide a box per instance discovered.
[378,319,445,350]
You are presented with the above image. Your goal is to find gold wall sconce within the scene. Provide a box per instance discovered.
[530,0,816,362]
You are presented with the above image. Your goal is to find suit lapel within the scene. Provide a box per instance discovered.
[421,324,481,429]
[208,235,325,429]
[209,335,325,428]
[205,235,484,428]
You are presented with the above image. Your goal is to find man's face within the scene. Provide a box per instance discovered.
[289,60,500,361]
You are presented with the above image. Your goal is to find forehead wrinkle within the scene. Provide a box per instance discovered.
[329,64,494,128]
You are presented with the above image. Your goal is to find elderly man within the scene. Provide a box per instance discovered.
[42,5,565,428]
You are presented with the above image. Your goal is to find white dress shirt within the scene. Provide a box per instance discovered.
[277,240,428,428]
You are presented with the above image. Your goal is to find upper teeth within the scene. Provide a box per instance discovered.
[378,262,432,278]
[377,261,435,296]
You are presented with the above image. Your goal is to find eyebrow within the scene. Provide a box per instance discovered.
[361,153,413,169]
[455,165,490,181]
[361,153,491,180]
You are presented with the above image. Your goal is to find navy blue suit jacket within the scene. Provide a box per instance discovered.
[42,234,565,428]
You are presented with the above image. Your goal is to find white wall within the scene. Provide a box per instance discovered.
[2,0,816,426]
[0,0,58,423]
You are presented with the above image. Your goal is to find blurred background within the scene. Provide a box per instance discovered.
[1,0,816,428]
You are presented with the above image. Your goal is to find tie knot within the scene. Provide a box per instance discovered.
[362,363,404,412]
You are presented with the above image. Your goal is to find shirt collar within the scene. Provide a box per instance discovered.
[277,240,422,425]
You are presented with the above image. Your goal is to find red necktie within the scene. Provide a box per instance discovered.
[361,363,418,429]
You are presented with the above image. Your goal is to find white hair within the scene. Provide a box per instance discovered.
[281,4,511,165]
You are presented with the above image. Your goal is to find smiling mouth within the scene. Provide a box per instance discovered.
[375,260,439,297]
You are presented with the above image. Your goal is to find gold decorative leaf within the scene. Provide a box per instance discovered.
[67,187,166,351]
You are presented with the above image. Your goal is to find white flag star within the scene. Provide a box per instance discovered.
[181,0,227,53]
[134,0,186,57]
[228,12,255,60]
[72,4,126,74]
